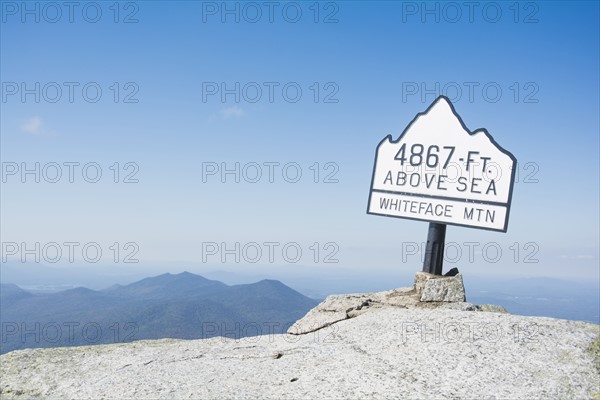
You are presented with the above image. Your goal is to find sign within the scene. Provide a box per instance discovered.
[367,96,517,232]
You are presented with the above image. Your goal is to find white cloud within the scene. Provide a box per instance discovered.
[18,116,57,137]
[20,116,43,135]
[220,106,245,119]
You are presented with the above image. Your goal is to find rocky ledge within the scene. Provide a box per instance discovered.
[1,273,599,399]
[288,271,506,335]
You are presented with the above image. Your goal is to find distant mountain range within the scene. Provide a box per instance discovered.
[0,272,319,355]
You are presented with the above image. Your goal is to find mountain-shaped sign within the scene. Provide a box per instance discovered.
[367,96,517,232]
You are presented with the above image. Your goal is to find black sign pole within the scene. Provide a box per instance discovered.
[422,222,446,275]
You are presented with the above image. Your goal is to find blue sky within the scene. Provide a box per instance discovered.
[1,1,598,290]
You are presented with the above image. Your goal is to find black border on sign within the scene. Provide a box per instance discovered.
[366,95,518,233]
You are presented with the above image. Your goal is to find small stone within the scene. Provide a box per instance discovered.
[476,304,509,313]
[414,272,436,296]
[420,273,466,302]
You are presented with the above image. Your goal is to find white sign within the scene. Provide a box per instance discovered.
[367,96,517,232]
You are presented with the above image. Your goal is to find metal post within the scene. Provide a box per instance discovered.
[422,222,446,275]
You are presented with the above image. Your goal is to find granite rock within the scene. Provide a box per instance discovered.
[420,273,466,302]
[289,272,471,334]
[1,307,598,399]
